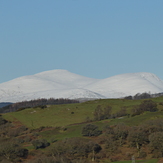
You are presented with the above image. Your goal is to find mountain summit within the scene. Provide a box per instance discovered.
[0,70,163,102]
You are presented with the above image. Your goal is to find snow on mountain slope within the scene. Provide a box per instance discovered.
[0,70,100,102]
[34,69,99,88]
[85,72,163,98]
[0,70,163,102]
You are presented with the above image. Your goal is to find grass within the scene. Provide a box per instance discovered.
[3,103,94,128]
[2,96,163,130]
[111,159,158,163]
[2,97,163,145]
[35,110,163,144]
[2,97,163,163]
[2,98,148,129]
[2,96,163,138]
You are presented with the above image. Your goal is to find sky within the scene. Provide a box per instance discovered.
[0,0,163,83]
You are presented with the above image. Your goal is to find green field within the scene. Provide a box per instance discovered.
[2,97,163,144]
[112,159,158,163]
[2,97,163,162]
[3,97,163,129]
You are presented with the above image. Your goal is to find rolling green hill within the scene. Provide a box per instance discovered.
[1,96,163,163]
[3,97,163,129]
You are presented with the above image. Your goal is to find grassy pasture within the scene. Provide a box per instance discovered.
[111,159,158,163]
[1,97,163,162]
[3,97,163,129]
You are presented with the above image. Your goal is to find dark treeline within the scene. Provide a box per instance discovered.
[124,92,163,100]
[0,98,79,113]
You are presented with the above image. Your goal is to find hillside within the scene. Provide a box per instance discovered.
[0,102,12,108]
[0,70,163,103]
[1,97,163,162]
[3,96,163,129]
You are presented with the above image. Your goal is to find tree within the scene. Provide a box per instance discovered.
[128,126,148,157]
[103,106,112,119]
[116,107,127,117]
[82,124,102,137]
[32,139,50,149]
[140,119,163,134]
[133,93,151,100]
[104,134,117,153]
[0,116,7,125]
[94,105,112,121]
[149,132,163,157]
[113,123,129,146]
[103,125,114,135]
[139,100,157,112]
[0,141,28,161]
[86,141,101,161]
[131,100,158,116]
[48,137,101,161]
[94,105,104,121]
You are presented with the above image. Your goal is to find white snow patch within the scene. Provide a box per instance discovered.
[0,70,163,102]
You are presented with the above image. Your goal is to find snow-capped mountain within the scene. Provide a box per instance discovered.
[0,69,163,102]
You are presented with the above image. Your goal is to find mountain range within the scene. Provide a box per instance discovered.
[0,69,163,103]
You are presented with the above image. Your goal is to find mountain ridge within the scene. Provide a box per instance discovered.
[0,70,163,102]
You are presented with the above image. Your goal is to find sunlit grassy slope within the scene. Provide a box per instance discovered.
[2,97,163,163]
[2,96,163,129]
[111,159,158,163]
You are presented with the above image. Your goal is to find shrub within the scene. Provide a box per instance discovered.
[27,156,71,163]
[140,100,157,112]
[82,124,102,137]
[139,150,147,158]
[24,136,31,142]
[39,105,47,109]
[116,107,127,117]
[0,117,8,125]
[19,125,28,132]
[32,139,50,149]
[0,141,28,161]
[94,105,112,121]
[8,129,20,137]
[131,100,158,116]
[48,137,101,159]
[85,116,92,122]
[50,137,57,143]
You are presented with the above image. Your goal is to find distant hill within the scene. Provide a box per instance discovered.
[0,102,12,108]
[0,69,163,102]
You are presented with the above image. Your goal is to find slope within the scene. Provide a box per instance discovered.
[86,72,163,98]
[0,70,163,102]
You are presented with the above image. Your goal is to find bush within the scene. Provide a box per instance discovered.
[19,125,28,132]
[27,156,71,163]
[39,105,47,109]
[8,129,20,137]
[32,139,50,149]
[140,100,157,112]
[48,137,101,159]
[82,124,102,137]
[139,150,147,158]
[94,105,112,121]
[0,117,8,125]
[131,100,158,116]
[24,136,31,142]
[50,137,57,143]
[116,107,127,117]
[0,141,28,161]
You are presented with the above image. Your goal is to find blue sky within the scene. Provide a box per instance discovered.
[0,0,163,83]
